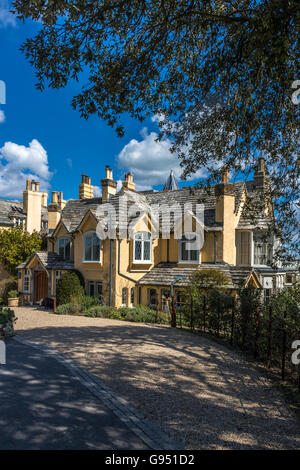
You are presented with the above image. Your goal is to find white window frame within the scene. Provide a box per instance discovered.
[24,269,30,293]
[178,233,200,264]
[57,237,71,260]
[133,231,152,264]
[83,231,101,263]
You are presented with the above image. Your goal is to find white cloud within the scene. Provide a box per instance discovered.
[0,139,52,199]
[66,158,72,169]
[0,0,16,27]
[94,185,102,197]
[0,110,4,123]
[118,126,206,190]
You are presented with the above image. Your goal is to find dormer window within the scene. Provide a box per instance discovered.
[83,232,101,262]
[58,237,71,260]
[133,232,152,263]
[179,233,200,263]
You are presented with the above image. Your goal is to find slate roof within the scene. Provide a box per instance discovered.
[0,199,48,227]
[0,200,24,226]
[21,251,74,270]
[58,181,248,235]
[137,262,258,288]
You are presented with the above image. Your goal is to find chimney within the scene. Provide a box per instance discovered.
[122,172,136,191]
[41,192,48,207]
[215,169,236,264]
[253,157,266,189]
[79,174,94,199]
[221,167,229,184]
[101,166,117,203]
[47,191,65,231]
[23,179,42,233]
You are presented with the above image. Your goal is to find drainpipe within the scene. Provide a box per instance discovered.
[118,238,137,283]
[167,239,170,263]
[214,232,217,264]
[109,238,113,306]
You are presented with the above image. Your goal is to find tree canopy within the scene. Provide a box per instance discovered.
[0,227,42,275]
[13,0,300,258]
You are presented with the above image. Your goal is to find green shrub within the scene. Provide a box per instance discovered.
[84,305,121,319]
[81,295,99,310]
[0,307,16,324]
[56,272,84,306]
[56,303,82,315]
[2,281,18,303]
[118,306,158,323]
[8,290,19,298]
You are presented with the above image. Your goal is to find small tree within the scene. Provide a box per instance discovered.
[184,269,231,330]
[56,272,85,306]
[0,227,42,276]
[236,283,262,351]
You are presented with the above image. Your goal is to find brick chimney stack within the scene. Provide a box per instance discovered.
[122,172,136,191]
[79,174,94,199]
[101,166,117,203]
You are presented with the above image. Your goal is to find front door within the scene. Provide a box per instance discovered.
[34,271,48,302]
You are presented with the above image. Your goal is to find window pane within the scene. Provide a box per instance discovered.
[190,249,198,261]
[88,282,95,297]
[143,240,150,260]
[135,240,142,260]
[181,242,189,261]
[65,239,70,260]
[85,235,92,260]
[96,282,103,297]
[92,234,100,261]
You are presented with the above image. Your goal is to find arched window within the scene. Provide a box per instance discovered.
[133,232,152,263]
[179,233,200,263]
[83,232,101,262]
[58,237,71,260]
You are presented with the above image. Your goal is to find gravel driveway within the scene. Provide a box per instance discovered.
[15,307,300,450]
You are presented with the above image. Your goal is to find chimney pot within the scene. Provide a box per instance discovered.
[221,167,229,184]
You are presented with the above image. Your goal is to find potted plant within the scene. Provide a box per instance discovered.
[0,308,16,338]
[7,290,19,307]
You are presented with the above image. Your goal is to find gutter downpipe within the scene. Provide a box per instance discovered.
[118,238,138,283]
[109,238,113,306]
[214,232,217,264]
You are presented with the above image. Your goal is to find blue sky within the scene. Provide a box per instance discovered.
[0,1,202,202]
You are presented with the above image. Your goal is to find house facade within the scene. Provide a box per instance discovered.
[0,179,50,233]
[17,160,297,307]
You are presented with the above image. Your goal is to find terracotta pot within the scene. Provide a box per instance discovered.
[8,298,19,307]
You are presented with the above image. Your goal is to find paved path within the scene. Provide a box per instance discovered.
[15,307,300,449]
[0,340,150,450]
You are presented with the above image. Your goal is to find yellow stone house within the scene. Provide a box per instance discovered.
[17,160,297,307]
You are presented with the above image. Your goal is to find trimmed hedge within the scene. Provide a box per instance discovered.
[56,272,84,306]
